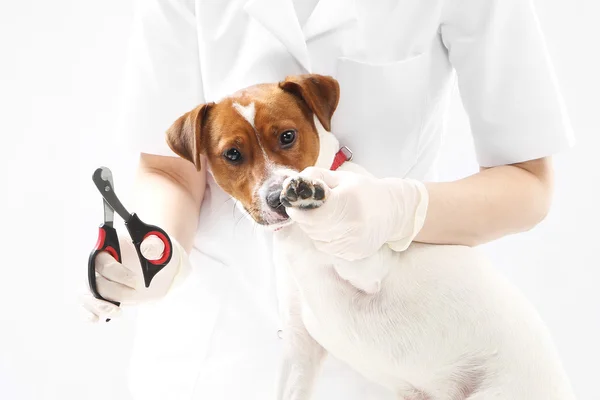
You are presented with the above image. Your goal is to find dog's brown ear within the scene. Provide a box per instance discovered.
[165,103,213,171]
[279,74,340,131]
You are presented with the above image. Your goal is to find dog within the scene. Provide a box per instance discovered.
[165,74,575,400]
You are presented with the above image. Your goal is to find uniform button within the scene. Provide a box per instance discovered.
[277,329,283,339]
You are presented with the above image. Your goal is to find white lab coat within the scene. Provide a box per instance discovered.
[116,0,573,399]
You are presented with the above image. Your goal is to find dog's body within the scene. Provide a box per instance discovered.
[272,126,574,400]
[166,75,575,400]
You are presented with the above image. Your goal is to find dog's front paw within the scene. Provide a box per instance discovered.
[280,176,327,210]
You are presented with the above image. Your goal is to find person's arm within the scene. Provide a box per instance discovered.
[286,0,573,261]
[117,0,205,250]
[418,0,574,246]
[80,0,206,320]
[81,154,205,320]
[415,157,553,246]
[132,154,206,253]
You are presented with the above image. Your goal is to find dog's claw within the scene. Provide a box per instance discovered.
[280,197,292,208]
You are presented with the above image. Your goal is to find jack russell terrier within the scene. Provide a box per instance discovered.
[165,74,575,400]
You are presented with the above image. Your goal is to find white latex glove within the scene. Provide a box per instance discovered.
[285,167,429,261]
[80,235,190,322]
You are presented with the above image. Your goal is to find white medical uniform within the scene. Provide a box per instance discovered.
[117,0,573,398]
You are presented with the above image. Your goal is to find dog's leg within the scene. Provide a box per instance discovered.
[274,242,327,400]
[276,284,327,400]
[280,174,389,294]
[277,317,326,400]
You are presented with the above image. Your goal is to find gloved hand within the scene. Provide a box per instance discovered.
[285,167,429,261]
[80,235,190,322]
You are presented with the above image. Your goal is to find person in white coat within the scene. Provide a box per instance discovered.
[82,0,574,399]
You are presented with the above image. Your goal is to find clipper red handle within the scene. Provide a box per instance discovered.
[125,213,173,288]
[88,224,122,309]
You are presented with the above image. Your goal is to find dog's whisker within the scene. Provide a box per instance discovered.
[232,198,239,218]
[233,215,245,232]
[204,196,236,219]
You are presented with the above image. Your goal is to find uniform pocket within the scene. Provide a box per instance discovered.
[332,53,430,178]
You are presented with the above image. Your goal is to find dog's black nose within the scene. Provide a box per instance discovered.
[266,185,288,217]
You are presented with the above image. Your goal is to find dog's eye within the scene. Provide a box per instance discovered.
[223,148,242,163]
[279,130,296,148]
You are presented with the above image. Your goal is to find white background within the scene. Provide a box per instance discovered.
[1,0,598,399]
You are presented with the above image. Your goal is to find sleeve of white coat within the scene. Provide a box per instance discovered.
[440,0,574,167]
[115,0,204,156]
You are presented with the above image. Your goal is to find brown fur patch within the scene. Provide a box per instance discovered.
[166,75,339,224]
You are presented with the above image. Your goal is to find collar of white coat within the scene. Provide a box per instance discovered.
[243,0,357,72]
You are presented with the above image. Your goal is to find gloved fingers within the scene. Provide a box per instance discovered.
[299,167,343,189]
[288,216,354,243]
[114,235,165,270]
[80,293,121,321]
[313,224,377,260]
[313,236,361,260]
[285,192,343,225]
[79,305,99,323]
[95,252,138,289]
[95,275,137,304]
[291,226,335,242]
[140,234,165,261]
[286,206,325,226]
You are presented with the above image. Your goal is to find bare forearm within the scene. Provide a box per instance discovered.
[414,157,554,246]
[132,153,206,252]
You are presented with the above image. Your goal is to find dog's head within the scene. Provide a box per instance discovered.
[166,74,340,227]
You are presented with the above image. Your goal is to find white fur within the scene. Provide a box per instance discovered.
[233,101,277,174]
[232,101,291,227]
[232,101,256,129]
[313,115,339,169]
[267,120,575,400]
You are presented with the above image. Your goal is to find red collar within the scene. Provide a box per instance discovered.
[329,146,353,171]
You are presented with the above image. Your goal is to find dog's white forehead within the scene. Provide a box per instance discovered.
[232,102,256,129]
[232,100,271,166]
